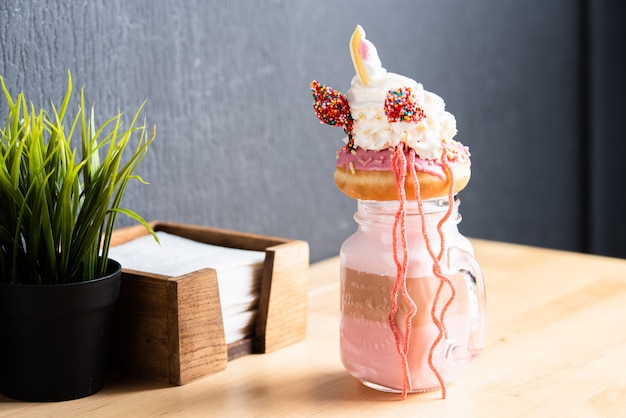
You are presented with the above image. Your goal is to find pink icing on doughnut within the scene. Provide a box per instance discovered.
[336,147,448,179]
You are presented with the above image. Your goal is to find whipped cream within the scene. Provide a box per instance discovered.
[347,27,458,160]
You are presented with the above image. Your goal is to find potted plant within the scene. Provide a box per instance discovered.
[0,72,156,401]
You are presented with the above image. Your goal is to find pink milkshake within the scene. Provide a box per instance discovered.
[339,199,486,393]
[310,25,486,398]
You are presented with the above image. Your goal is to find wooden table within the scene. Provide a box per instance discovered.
[2,240,626,417]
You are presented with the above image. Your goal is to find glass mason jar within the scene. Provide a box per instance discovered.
[339,197,486,393]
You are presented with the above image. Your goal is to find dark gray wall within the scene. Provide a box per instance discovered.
[1,1,622,262]
[590,1,626,257]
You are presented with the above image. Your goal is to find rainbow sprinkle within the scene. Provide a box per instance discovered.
[310,80,353,134]
[384,87,425,123]
[346,135,356,151]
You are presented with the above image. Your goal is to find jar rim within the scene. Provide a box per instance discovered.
[357,196,460,215]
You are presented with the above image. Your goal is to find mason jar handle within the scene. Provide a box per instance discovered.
[445,245,487,364]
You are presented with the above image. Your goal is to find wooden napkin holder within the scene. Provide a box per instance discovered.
[109,221,309,385]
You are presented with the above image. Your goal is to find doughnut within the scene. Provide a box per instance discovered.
[334,158,471,201]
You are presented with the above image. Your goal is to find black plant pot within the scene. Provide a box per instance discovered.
[0,260,121,402]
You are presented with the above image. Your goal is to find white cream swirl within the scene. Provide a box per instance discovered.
[346,38,458,160]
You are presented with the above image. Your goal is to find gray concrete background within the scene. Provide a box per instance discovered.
[1,1,623,261]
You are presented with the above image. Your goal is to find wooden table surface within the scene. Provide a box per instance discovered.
[2,239,626,417]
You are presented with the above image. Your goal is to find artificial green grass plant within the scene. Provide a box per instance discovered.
[0,72,156,285]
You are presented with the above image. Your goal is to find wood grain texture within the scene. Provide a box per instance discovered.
[108,221,308,385]
[110,270,172,383]
[4,240,626,416]
[166,269,227,385]
[255,240,310,353]
[111,267,228,385]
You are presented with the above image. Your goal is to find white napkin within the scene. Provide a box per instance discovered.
[109,231,266,344]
